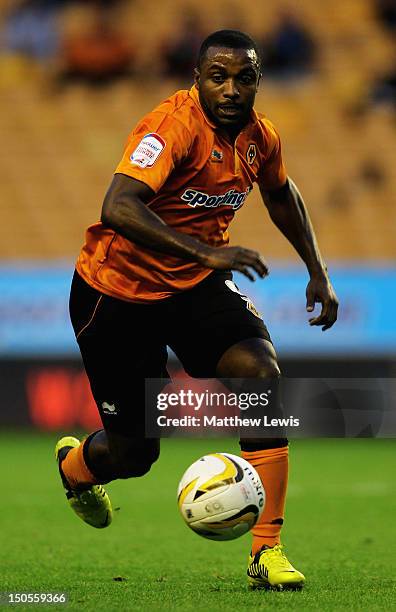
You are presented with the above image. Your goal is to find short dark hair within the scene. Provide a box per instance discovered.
[197,29,261,69]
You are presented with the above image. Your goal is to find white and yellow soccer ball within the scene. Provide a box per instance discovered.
[177,453,265,541]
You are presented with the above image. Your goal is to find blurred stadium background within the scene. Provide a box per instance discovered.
[0,0,395,430]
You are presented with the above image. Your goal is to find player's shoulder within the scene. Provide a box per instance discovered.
[148,88,203,136]
[254,111,281,141]
[156,88,195,114]
[248,111,283,159]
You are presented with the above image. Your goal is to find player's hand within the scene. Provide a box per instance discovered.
[306,274,339,331]
[199,246,269,281]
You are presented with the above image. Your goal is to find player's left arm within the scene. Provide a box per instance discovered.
[259,177,339,331]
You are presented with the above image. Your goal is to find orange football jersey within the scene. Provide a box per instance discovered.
[76,85,287,302]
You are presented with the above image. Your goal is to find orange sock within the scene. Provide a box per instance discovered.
[61,440,98,489]
[241,446,289,554]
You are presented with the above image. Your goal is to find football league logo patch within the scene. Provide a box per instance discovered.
[130,132,166,168]
[246,144,257,165]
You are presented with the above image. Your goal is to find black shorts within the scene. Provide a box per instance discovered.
[69,270,271,434]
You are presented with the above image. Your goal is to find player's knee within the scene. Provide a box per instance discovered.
[236,355,281,379]
[216,339,281,379]
[254,356,281,379]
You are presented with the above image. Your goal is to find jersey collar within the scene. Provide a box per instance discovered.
[189,84,259,131]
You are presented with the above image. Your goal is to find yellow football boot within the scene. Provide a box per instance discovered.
[247,544,305,590]
[55,436,112,529]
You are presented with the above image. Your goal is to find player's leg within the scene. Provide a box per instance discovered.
[168,271,304,589]
[78,430,160,481]
[216,337,304,589]
[168,276,289,554]
[55,434,113,528]
[60,429,160,485]
[55,271,165,527]
[56,426,161,530]
[216,338,288,547]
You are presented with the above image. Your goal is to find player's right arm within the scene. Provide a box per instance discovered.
[101,173,268,281]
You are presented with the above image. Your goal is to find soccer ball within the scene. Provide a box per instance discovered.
[177,453,265,541]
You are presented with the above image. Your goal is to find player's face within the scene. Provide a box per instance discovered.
[195,46,260,133]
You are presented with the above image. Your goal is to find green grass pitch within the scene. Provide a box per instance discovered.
[1,433,396,611]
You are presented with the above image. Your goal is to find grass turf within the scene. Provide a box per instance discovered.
[1,433,396,611]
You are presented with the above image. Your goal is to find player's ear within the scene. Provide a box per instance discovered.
[194,67,200,89]
[256,72,262,92]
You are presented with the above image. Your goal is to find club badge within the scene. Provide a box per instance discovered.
[246,144,257,165]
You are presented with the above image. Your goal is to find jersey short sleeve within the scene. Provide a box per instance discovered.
[258,118,287,191]
[114,112,192,193]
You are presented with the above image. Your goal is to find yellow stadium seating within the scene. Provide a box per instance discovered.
[0,0,395,260]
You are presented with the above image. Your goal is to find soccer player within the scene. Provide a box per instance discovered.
[55,29,338,590]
